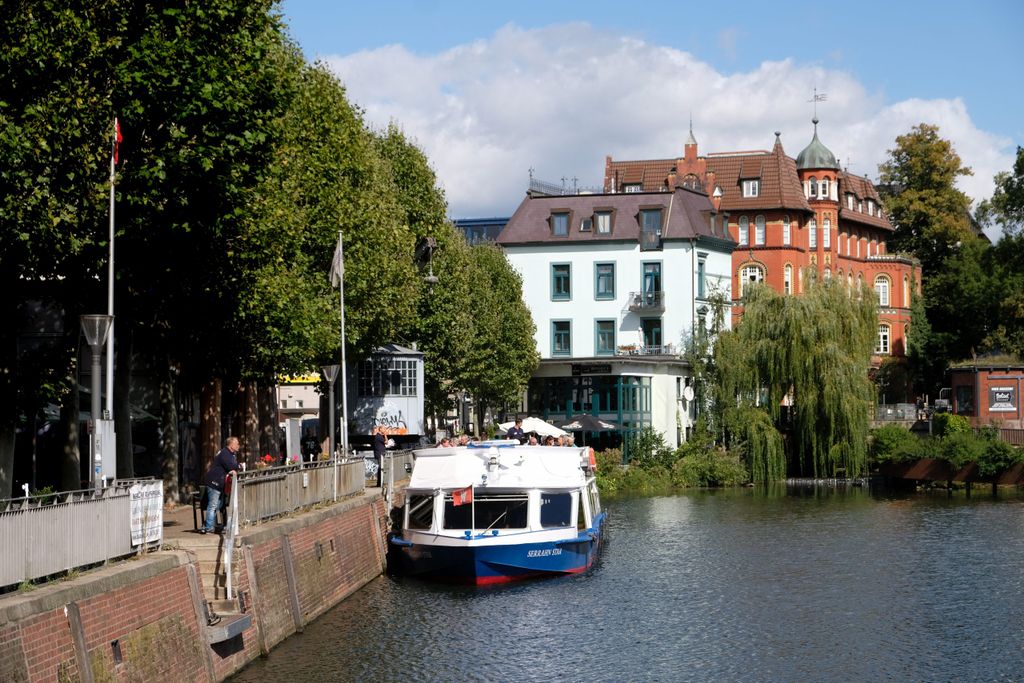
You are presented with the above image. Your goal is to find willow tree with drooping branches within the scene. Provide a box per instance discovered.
[715,276,878,479]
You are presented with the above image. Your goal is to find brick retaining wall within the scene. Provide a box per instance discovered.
[0,492,391,682]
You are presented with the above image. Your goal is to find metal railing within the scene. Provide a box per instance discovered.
[233,458,365,527]
[0,480,162,589]
[628,290,665,312]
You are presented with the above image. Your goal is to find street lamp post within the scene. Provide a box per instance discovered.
[322,364,340,502]
[81,314,113,492]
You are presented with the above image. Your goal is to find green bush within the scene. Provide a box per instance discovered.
[672,448,749,487]
[932,413,971,438]
[870,425,923,464]
[939,432,986,470]
[626,427,675,470]
[976,439,1022,478]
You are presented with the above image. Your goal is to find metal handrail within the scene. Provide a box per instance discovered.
[224,471,239,600]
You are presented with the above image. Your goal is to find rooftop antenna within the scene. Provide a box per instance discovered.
[807,87,827,119]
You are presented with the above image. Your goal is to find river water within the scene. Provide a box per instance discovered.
[232,486,1024,682]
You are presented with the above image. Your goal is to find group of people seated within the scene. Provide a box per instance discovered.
[434,418,576,448]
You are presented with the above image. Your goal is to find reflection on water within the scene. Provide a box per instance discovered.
[232,487,1024,682]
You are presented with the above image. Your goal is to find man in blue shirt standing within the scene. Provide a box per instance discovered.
[202,436,240,534]
[506,417,525,443]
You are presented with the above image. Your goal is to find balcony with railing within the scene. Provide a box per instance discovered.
[640,230,662,251]
[616,343,677,357]
[628,290,665,313]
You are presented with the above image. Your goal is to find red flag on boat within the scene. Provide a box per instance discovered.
[452,485,473,506]
[112,117,122,165]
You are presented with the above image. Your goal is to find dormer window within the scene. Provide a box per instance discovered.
[551,212,569,236]
[858,201,863,212]
[623,183,642,193]
[867,199,875,214]
[595,211,611,234]
[742,179,760,198]
[580,217,592,232]
[847,194,854,210]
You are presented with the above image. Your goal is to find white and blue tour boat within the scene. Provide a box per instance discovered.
[389,441,605,585]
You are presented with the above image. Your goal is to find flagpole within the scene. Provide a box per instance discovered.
[105,118,117,420]
[338,230,349,461]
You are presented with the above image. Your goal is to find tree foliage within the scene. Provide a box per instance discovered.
[977,146,1024,237]
[715,278,877,478]
[878,123,976,275]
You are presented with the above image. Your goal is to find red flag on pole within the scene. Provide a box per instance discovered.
[112,117,122,165]
[452,485,473,506]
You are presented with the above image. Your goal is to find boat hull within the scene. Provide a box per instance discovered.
[390,514,606,586]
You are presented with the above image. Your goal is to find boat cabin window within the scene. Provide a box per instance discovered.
[577,492,588,531]
[406,494,434,530]
[540,492,573,528]
[588,482,601,517]
[443,493,528,530]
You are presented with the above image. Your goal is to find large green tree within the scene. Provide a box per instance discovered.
[373,125,475,420]
[715,278,877,479]
[878,123,976,276]
[465,244,539,434]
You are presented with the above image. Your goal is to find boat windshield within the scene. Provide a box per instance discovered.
[406,494,434,530]
[540,492,572,528]
[443,492,528,531]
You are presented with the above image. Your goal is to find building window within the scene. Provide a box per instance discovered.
[640,208,663,234]
[875,324,891,355]
[874,275,890,307]
[858,200,863,212]
[903,276,910,307]
[738,215,749,245]
[823,218,831,249]
[551,320,571,356]
[824,267,831,280]
[641,318,663,348]
[809,176,817,198]
[551,212,569,236]
[697,256,707,299]
[755,215,766,245]
[642,262,662,304]
[596,211,611,234]
[783,215,791,245]
[821,177,830,198]
[868,199,875,214]
[855,233,861,257]
[739,264,764,297]
[623,184,642,193]
[784,264,793,294]
[357,358,418,397]
[551,263,571,301]
[809,218,817,249]
[847,194,855,210]
[595,262,615,300]
[742,179,760,197]
[580,217,592,232]
[595,320,616,356]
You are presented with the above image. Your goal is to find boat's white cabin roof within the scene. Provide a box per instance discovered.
[408,442,590,491]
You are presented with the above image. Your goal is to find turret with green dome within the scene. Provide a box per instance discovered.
[796,117,839,170]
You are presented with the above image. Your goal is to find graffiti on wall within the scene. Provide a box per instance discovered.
[375,404,409,435]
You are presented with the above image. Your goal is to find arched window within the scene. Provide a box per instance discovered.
[809,176,818,198]
[903,276,910,307]
[739,264,764,297]
[824,267,831,280]
[821,177,830,198]
[875,324,891,355]
[755,215,766,245]
[847,272,853,290]
[809,218,817,249]
[874,275,890,306]
[823,218,831,249]
[856,233,861,257]
[784,264,793,294]
[782,215,791,245]
[739,215,749,245]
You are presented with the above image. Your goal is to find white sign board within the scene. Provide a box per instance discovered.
[130,481,163,546]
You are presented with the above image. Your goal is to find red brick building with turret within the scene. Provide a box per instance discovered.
[604,120,919,364]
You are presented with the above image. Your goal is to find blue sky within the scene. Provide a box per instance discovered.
[279,1,1022,221]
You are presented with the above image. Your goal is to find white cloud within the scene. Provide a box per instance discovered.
[324,23,1015,223]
